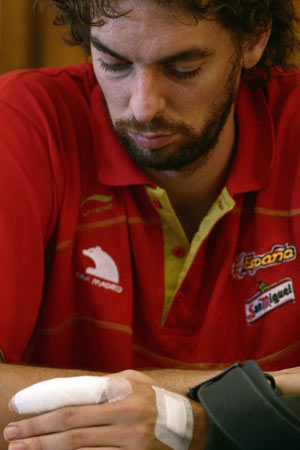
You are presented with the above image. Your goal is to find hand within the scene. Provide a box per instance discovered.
[4,370,208,450]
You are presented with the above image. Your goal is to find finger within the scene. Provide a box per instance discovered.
[10,376,133,415]
[7,425,125,450]
[5,402,124,440]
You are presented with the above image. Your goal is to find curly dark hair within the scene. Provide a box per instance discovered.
[44,0,300,74]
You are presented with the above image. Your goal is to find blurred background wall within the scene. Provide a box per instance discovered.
[0,0,85,74]
[0,0,300,74]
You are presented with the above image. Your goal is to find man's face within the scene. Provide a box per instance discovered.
[91,0,242,171]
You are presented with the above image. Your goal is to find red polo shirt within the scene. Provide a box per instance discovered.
[0,63,300,372]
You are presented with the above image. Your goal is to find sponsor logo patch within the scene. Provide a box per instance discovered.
[77,246,123,294]
[245,278,295,324]
[81,194,114,207]
[83,246,119,283]
[231,243,296,280]
[80,194,114,217]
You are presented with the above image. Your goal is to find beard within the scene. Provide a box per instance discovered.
[111,57,241,172]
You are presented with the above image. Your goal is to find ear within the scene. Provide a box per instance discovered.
[242,27,271,69]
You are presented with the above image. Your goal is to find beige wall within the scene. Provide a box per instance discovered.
[35,2,86,68]
[0,0,300,74]
[0,0,84,74]
[0,0,35,73]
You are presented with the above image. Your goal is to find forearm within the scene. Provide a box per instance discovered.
[269,366,300,395]
[0,363,217,416]
[2,364,210,450]
[3,362,299,450]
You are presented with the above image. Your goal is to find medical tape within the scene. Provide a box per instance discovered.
[11,376,132,414]
[152,386,194,450]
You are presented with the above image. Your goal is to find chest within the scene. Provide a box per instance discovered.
[28,185,300,371]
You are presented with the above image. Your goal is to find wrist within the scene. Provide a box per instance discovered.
[187,360,300,450]
[189,400,209,450]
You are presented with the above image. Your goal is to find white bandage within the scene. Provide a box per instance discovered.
[10,376,132,414]
[152,386,194,450]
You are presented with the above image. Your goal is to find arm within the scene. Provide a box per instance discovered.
[1,363,212,450]
[270,366,300,395]
[3,363,300,450]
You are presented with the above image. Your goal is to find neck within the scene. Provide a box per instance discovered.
[145,109,236,240]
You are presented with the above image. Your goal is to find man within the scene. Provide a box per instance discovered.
[1,0,300,448]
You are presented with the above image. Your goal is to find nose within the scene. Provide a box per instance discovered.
[129,68,166,123]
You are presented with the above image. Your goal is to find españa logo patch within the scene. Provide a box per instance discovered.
[245,279,295,324]
[231,243,296,280]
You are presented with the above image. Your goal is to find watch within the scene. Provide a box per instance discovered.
[187,360,300,450]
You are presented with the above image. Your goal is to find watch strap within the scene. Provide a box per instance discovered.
[188,360,300,450]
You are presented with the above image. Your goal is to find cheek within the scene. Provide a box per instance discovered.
[171,68,223,116]
[170,79,225,131]
[91,58,129,118]
[180,71,229,117]
[172,86,213,122]
[97,77,130,118]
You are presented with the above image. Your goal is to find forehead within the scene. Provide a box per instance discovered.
[90,0,235,62]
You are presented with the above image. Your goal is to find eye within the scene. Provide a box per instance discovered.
[98,58,131,73]
[165,65,202,80]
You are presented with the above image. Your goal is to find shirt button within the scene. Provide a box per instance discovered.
[153,198,162,209]
[172,246,185,258]
[176,291,185,302]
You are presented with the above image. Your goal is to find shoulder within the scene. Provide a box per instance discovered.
[263,71,300,186]
[243,70,300,151]
[264,69,300,96]
[0,64,98,240]
[0,62,95,96]
[263,70,300,124]
[0,63,96,127]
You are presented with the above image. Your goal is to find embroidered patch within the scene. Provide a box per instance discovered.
[83,246,119,283]
[80,194,114,217]
[245,278,295,324]
[78,246,123,294]
[231,243,296,280]
[81,194,114,207]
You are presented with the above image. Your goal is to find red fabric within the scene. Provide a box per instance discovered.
[1,63,300,372]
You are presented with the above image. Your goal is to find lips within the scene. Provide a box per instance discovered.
[128,132,176,149]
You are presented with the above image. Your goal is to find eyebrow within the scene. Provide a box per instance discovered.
[90,36,213,64]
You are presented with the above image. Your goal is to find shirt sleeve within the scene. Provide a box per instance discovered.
[0,98,56,363]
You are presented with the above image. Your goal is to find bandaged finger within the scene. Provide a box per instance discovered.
[152,386,194,450]
[10,376,132,414]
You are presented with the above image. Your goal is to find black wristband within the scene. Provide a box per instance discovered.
[187,360,300,450]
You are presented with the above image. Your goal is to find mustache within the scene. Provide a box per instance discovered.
[114,116,192,136]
